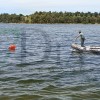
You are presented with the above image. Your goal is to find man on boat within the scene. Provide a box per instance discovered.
[75,31,85,47]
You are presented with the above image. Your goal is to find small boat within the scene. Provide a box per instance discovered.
[71,43,100,53]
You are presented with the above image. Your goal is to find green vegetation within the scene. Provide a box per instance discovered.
[0,11,100,24]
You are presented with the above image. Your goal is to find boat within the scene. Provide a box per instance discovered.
[71,43,100,53]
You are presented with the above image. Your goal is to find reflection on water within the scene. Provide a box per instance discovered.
[72,52,85,67]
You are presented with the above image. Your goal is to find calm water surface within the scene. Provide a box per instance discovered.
[0,24,100,100]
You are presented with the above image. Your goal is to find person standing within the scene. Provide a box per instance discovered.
[75,31,85,47]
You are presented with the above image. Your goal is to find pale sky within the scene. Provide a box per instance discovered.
[0,0,100,15]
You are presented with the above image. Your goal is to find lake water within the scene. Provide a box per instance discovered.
[0,23,100,100]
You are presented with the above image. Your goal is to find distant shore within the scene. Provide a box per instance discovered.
[0,11,100,24]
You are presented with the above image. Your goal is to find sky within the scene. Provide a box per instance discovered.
[0,0,100,15]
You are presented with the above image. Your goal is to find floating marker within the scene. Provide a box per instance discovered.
[9,44,16,51]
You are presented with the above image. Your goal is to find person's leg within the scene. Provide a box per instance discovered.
[81,39,84,47]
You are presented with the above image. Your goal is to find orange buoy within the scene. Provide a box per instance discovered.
[9,44,16,51]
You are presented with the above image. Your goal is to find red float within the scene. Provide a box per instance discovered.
[9,44,16,51]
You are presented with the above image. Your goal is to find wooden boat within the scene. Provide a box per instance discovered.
[71,43,100,53]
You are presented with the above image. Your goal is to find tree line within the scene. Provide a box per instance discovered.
[0,11,100,24]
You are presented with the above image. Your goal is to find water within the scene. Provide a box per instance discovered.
[0,23,100,100]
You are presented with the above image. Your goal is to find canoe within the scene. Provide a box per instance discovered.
[71,43,100,53]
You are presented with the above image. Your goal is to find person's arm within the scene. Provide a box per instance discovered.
[75,34,80,41]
